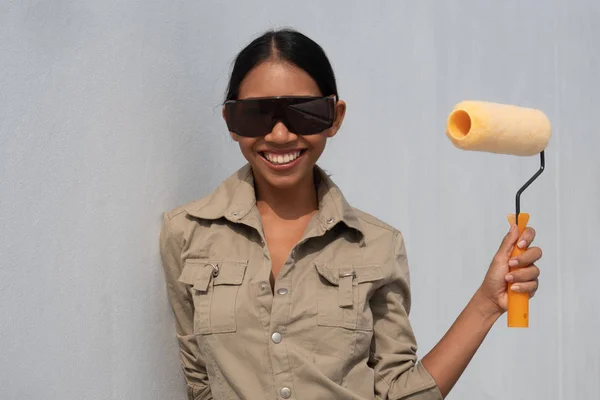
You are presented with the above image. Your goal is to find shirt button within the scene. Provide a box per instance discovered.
[327,217,335,224]
[259,282,268,292]
[271,332,282,344]
[277,288,288,295]
[280,387,291,398]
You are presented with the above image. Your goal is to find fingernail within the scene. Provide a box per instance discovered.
[509,259,518,267]
[506,274,514,282]
[511,285,520,292]
[518,240,527,248]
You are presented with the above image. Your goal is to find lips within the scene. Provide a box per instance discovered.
[259,150,307,166]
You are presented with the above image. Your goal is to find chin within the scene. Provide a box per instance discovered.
[264,174,304,190]
[250,159,312,190]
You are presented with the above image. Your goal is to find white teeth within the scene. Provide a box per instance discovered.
[264,151,301,165]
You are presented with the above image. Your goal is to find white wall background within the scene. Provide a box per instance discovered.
[1,1,598,399]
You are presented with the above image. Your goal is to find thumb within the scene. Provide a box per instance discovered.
[497,224,520,257]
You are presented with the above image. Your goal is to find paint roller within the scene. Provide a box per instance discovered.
[445,100,551,328]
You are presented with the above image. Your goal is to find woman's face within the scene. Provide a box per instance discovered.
[225,61,346,190]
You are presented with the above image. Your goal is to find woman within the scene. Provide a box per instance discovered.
[159,28,542,400]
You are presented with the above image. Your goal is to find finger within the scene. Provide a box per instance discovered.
[509,279,538,296]
[530,280,540,298]
[506,265,540,283]
[516,227,537,249]
[498,224,520,256]
[508,247,543,267]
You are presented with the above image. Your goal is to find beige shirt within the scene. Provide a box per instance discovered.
[159,164,442,400]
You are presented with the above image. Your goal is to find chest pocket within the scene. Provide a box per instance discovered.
[178,258,248,335]
[314,263,385,331]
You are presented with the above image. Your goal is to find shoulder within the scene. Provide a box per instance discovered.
[160,192,218,243]
[350,206,409,261]
[352,207,400,235]
[159,198,200,245]
[163,195,208,223]
[346,207,412,294]
[162,164,253,230]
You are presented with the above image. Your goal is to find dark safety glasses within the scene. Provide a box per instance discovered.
[223,95,337,137]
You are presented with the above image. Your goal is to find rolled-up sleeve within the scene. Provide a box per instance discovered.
[159,212,213,400]
[369,231,443,400]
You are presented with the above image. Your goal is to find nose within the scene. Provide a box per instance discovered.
[264,121,297,144]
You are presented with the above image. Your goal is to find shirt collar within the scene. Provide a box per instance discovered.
[184,163,365,240]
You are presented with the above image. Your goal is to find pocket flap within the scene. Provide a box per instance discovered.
[314,263,341,285]
[314,263,384,285]
[354,266,385,283]
[213,260,248,286]
[178,259,248,290]
[178,259,217,292]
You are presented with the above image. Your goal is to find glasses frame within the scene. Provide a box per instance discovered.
[223,94,339,137]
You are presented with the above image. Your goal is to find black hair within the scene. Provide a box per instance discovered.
[224,28,338,102]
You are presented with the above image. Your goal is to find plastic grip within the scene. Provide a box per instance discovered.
[507,213,530,328]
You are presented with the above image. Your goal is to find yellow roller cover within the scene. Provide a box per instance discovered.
[445,100,551,156]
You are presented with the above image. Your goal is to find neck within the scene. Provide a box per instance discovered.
[254,170,318,220]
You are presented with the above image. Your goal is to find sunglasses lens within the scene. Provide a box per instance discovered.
[285,98,335,135]
[225,101,273,137]
[225,97,335,137]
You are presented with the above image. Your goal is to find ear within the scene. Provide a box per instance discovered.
[327,99,346,138]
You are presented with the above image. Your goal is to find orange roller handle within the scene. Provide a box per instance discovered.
[507,213,530,328]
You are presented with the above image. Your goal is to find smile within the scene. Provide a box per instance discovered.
[260,150,306,166]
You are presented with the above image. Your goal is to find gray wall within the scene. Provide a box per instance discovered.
[1,1,597,399]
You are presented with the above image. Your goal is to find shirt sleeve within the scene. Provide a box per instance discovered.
[368,231,443,400]
[159,212,213,400]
